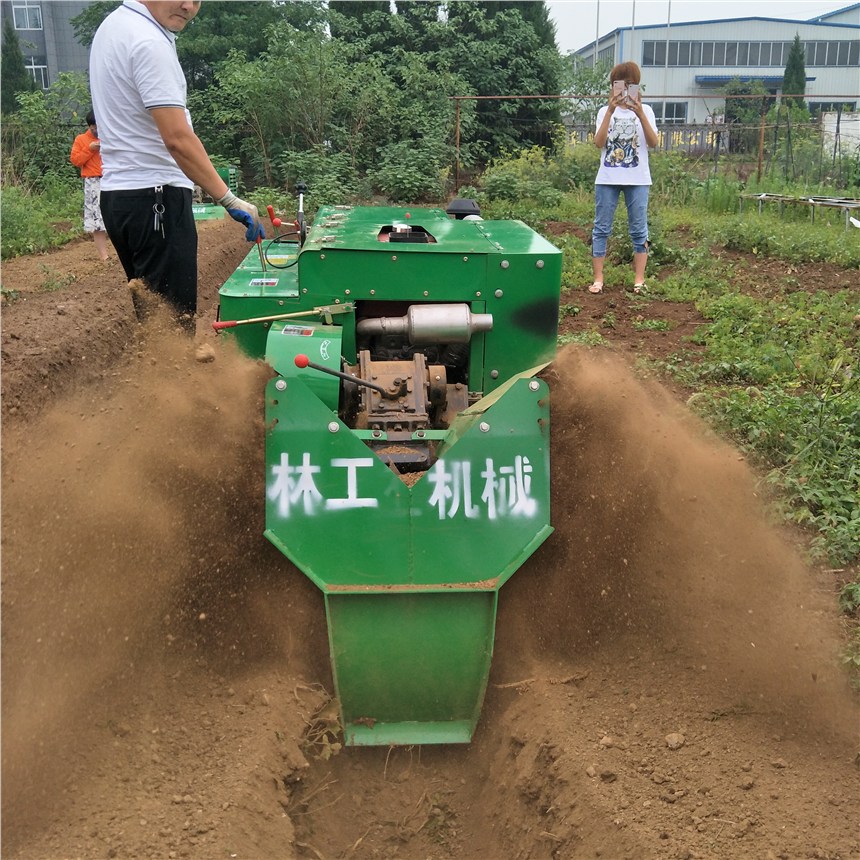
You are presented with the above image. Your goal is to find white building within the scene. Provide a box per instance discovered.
[574,3,860,124]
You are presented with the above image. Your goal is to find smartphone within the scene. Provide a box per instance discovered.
[612,80,626,99]
[626,83,640,104]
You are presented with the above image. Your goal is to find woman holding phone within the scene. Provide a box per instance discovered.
[588,61,658,294]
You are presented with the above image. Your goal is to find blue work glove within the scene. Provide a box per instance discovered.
[217,191,265,242]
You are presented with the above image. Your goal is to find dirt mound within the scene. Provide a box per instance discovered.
[2,220,857,860]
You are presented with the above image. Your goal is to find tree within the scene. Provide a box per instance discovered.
[3,72,91,189]
[2,16,35,115]
[722,77,772,154]
[69,1,120,47]
[559,54,609,125]
[443,2,563,162]
[783,34,806,108]
[73,2,328,91]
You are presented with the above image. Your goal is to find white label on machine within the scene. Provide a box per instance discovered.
[249,278,279,286]
[280,325,314,336]
[267,453,538,520]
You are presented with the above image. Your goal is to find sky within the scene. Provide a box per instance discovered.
[546,0,855,53]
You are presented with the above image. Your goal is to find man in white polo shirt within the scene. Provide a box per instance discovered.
[90,0,263,330]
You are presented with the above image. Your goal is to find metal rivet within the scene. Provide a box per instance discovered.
[345,289,351,295]
[370,289,375,295]
[275,379,287,391]
[372,429,382,438]
[423,291,429,297]
[328,422,339,433]
[278,299,284,306]
[500,260,510,269]
[480,422,490,432]
[463,256,469,262]
[494,289,503,299]
[475,291,482,297]
[491,370,499,379]
[416,430,426,438]
[335,299,341,304]
[391,255,398,261]
[529,380,540,391]
[320,254,325,260]
[536,259,545,269]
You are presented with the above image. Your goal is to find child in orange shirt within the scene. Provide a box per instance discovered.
[70,110,109,261]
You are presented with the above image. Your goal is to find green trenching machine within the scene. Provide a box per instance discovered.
[215,195,562,746]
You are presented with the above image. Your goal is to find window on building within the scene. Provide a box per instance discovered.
[24,56,48,89]
[12,1,42,30]
[776,42,789,65]
[639,36,858,69]
[666,41,678,65]
[643,41,656,65]
[650,102,687,124]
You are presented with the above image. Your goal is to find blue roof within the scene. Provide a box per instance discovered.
[807,3,860,22]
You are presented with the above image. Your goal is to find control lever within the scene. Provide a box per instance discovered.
[294,354,388,395]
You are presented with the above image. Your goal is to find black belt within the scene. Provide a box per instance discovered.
[105,186,190,198]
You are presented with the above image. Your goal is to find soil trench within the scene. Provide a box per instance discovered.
[1,220,858,860]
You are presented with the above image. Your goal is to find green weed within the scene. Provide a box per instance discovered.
[39,265,76,292]
[558,330,607,347]
[632,318,671,332]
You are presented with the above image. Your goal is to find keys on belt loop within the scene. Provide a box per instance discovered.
[153,185,165,237]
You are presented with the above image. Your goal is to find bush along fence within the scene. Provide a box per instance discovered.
[451,94,860,192]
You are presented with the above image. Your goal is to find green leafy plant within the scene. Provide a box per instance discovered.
[558,330,608,347]
[39,265,76,292]
[632,318,671,331]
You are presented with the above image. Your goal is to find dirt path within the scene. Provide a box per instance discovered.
[2,220,858,860]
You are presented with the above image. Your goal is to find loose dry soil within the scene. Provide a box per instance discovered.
[2,218,858,860]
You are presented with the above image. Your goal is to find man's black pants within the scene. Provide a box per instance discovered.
[101,185,198,317]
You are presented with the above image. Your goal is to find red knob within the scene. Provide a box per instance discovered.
[294,354,310,368]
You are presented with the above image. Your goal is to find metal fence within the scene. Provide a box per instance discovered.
[451,94,860,189]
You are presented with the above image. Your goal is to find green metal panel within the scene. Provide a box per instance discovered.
[263,375,554,744]
[328,591,496,745]
[265,322,342,410]
[264,377,552,589]
[410,378,552,585]
[218,251,301,359]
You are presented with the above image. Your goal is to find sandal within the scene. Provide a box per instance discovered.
[588,282,604,294]
[633,283,648,294]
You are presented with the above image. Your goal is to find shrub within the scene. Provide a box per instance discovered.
[370,141,446,203]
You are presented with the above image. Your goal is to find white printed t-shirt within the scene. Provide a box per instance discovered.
[594,104,658,186]
[90,0,194,191]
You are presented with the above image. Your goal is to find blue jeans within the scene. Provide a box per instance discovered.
[592,184,650,258]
